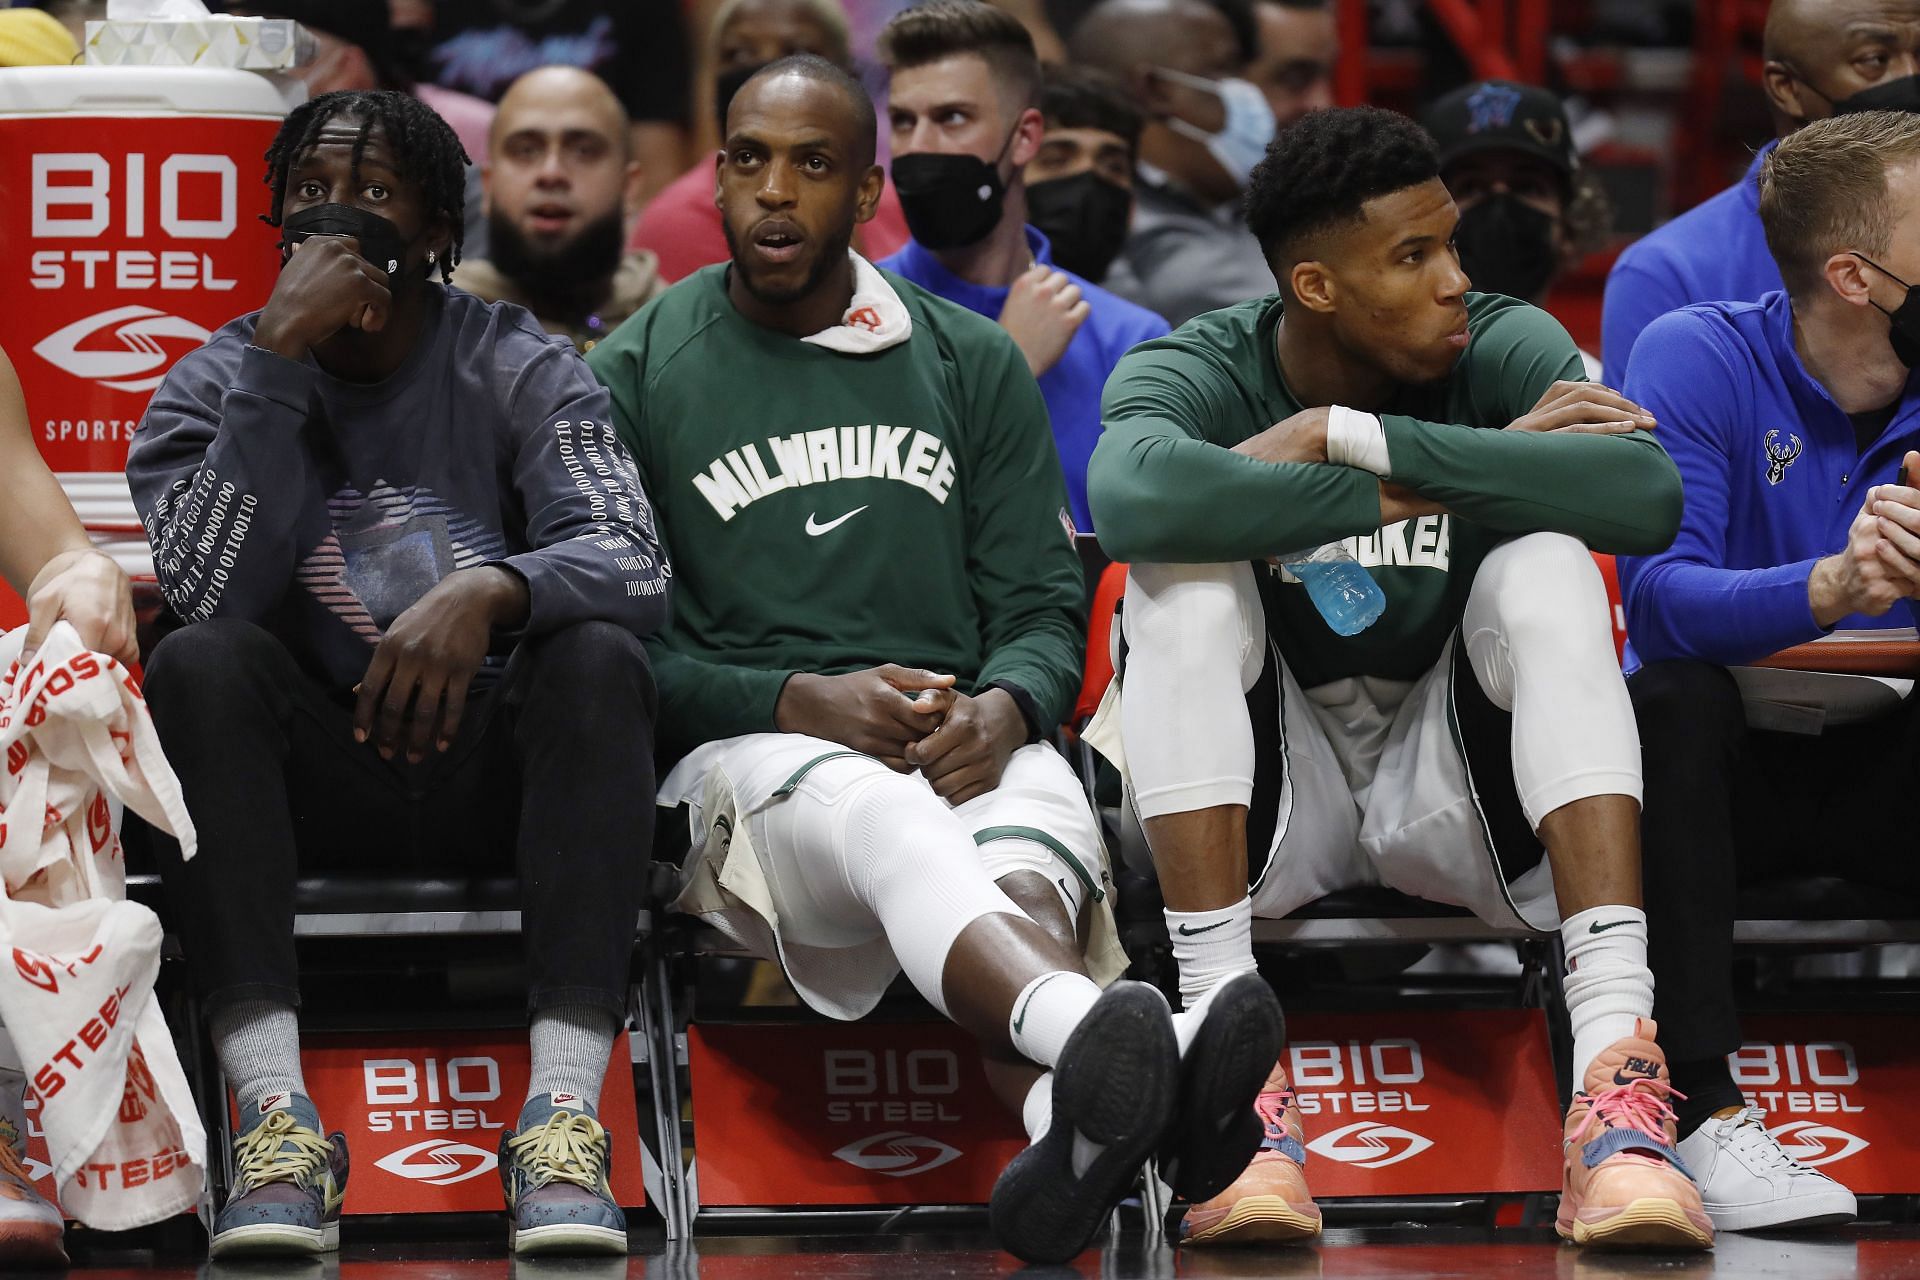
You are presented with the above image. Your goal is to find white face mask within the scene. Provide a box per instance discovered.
[1152,67,1277,190]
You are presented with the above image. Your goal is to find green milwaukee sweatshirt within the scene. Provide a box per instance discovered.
[588,265,1086,763]
[1088,292,1683,688]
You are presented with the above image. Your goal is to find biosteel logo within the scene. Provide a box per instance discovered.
[830,1131,963,1178]
[1307,1121,1435,1169]
[33,306,211,394]
[373,1140,499,1186]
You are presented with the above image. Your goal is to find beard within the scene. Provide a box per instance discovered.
[721,216,854,307]
[486,206,626,297]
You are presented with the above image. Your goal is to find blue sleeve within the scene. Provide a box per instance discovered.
[496,343,671,638]
[128,341,327,624]
[1616,311,1825,664]
[1601,247,1690,389]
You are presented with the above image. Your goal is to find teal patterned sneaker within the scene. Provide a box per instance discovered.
[210,1093,348,1257]
[500,1093,628,1256]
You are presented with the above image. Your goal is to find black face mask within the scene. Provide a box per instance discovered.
[1851,252,1920,367]
[1452,193,1558,302]
[1025,171,1131,282]
[1831,72,1920,116]
[279,203,414,280]
[892,132,1014,250]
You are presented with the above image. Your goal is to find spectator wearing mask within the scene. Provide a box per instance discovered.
[458,67,665,351]
[1423,80,1613,377]
[221,0,496,260]
[629,0,912,282]
[1023,64,1141,284]
[1616,109,1920,1236]
[877,0,1168,532]
[418,0,691,206]
[1245,0,1337,127]
[127,91,668,1259]
[1601,0,1920,387]
[1072,0,1278,327]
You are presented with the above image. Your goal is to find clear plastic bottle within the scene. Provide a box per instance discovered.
[1278,542,1386,636]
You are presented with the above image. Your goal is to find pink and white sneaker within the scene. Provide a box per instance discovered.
[1557,1019,1713,1250]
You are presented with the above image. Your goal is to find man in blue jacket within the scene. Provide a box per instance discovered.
[1618,109,1920,1235]
[1600,0,1920,386]
[875,0,1168,532]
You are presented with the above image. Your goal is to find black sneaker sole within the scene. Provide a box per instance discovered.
[988,981,1178,1265]
[1160,971,1286,1203]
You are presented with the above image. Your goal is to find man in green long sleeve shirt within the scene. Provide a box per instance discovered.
[1085,107,1707,1251]
[586,55,1283,1266]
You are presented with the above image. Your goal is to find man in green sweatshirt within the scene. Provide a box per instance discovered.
[1085,107,1704,1250]
[586,54,1282,1265]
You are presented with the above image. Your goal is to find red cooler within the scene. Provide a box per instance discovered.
[0,66,284,628]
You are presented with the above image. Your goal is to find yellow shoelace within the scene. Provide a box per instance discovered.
[505,1112,609,1192]
[232,1109,334,1197]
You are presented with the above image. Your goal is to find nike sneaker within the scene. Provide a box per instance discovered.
[1159,971,1287,1204]
[0,1079,65,1268]
[1677,1106,1857,1232]
[1557,1020,1713,1249]
[1179,1058,1322,1245]
[210,1093,349,1257]
[500,1093,628,1255]
[989,980,1179,1265]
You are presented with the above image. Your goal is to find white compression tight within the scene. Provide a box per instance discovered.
[1120,531,1641,829]
[749,753,1035,1019]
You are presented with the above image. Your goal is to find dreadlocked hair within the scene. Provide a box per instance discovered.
[261,89,469,283]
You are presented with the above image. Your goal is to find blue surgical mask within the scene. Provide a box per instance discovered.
[1153,67,1276,190]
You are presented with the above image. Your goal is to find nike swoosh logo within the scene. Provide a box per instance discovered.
[1012,972,1063,1035]
[1177,920,1231,936]
[1612,1070,1654,1086]
[805,505,869,536]
[1588,920,1636,934]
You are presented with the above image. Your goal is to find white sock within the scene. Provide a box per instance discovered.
[1007,971,1103,1068]
[1561,905,1654,1089]
[1021,1072,1053,1143]
[1165,897,1256,1012]
[211,999,307,1117]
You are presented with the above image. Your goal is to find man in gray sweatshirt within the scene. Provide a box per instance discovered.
[127,90,668,1259]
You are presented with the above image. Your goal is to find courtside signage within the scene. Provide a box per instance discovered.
[1,117,280,474]
[1736,1016,1919,1193]
[290,1030,647,1214]
[1286,1010,1561,1196]
[690,1022,1026,1206]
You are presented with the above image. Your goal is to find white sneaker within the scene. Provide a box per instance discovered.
[1676,1107,1858,1232]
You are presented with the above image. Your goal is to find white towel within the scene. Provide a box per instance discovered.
[0,621,205,1230]
[798,253,914,354]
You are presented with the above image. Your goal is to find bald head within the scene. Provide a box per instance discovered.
[1761,0,1920,132]
[491,66,630,156]
[1071,0,1236,76]
[730,53,877,169]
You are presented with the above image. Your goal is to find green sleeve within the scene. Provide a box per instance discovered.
[1381,297,1683,555]
[589,322,798,754]
[1088,346,1382,564]
[644,637,796,760]
[965,334,1088,727]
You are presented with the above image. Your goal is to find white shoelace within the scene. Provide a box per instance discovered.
[1719,1107,1814,1174]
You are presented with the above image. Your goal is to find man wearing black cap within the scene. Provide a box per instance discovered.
[1422,80,1610,376]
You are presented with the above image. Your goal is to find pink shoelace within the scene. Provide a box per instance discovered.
[1573,1077,1685,1149]
[1254,1088,1295,1139]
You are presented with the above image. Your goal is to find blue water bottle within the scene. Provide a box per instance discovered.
[1279,543,1386,636]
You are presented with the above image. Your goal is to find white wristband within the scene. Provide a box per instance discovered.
[1325,405,1391,476]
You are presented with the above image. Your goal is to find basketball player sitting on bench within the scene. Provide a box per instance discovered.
[587,55,1283,1266]
[1087,106,1705,1251]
